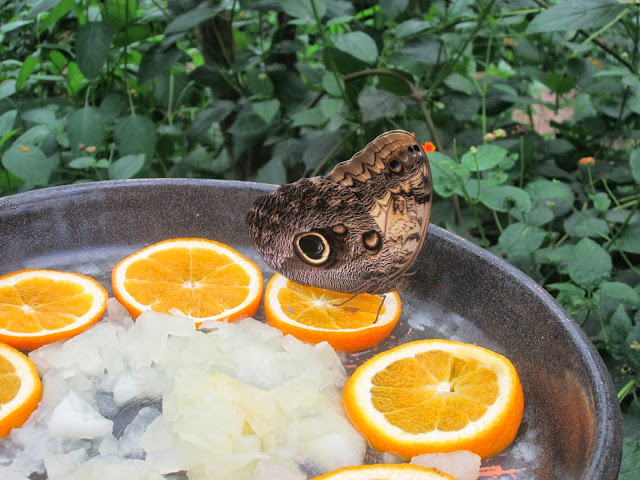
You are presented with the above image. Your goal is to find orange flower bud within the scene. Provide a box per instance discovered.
[579,157,595,166]
[422,141,436,153]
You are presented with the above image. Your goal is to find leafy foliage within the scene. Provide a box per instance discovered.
[1,0,640,474]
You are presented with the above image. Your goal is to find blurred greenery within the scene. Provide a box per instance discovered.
[1,0,640,475]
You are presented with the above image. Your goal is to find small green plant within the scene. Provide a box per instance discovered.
[1,0,640,475]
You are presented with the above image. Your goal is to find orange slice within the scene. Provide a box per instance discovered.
[343,339,524,459]
[264,273,401,352]
[312,464,456,479]
[0,269,108,350]
[112,238,263,326]
[0,342,43,437]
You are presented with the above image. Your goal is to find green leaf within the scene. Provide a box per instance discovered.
[590,192,611,212]
[322,72,344,97]
[396,38,442,66]
[444,73,475,95]
[1,144,53,186]
[22,108,56,125]
[331,31,378,65]
[66,62,89,95]
[609,304,633,364]
[245,70,274,98]
[596,282,640,307]
[567,238,612,288]
[16,55,39,90]
[498,222,546,256]
[138,45,183,84]
[616,224,640,254]
[280,0,326,21]
[67,107,105,157]
[186,101,235,140]
[620,438,640,480]
[359,89,406,123]
[525,205,554,226]
[0,80,16,101]
[68,156,96,169]
[319,97,344,119]
[0,110,17,137]
[228,113,268,136]
[108,153,145,180]
[301,132,341,170]
[75,22,114,79]
[563,212,609,239]
[461,145,508,171]
[37,0,73,33]
[395,19,430,39]
[252,99,280,125]
[526,0,625,34]
[480,185,532,213]
[525,179,574,214]
[103,0,138,31]
[256,157,287,185]
[291,107,325,127]
[164,4,226,34]
[114,114,157,160]
[380,0,409,19]
[630,149,640,184]
[28,0,62,17]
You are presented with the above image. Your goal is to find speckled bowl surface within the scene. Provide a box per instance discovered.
[0,179,622,479]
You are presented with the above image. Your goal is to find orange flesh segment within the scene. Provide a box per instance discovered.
[0,354,19,405]
[278,280,387,330]
[371,351,499,433]
[0,278,95,333]
[123,247,251,317]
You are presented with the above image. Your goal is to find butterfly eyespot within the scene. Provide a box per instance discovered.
[389,159,403,173]
[332,224,348,235]
[295,232,331,265]
[362,230,382,252]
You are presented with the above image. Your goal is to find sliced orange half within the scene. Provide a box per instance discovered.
[0,342,42,437]
[0,269,108,350]
[264,272,401,352]
[312,464,456,479]
[111,238,263,326]
[343,339,524,459]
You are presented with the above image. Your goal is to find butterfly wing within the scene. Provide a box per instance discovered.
[245,177,392,293]
[325,130,433,289]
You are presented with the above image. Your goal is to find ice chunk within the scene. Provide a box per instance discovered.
[118,407,161,458]
[112,368,169,406]
[0,465,30,480]
[48,391,113,439]
[43,448,88,479]
[67,457,165,480]
[253,459,306,480]
[411,451,481,480]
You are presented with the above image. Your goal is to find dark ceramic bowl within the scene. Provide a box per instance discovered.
[0,179,622,479]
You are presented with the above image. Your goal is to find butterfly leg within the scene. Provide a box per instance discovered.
[332,292,360,307]
[374,294,386,324]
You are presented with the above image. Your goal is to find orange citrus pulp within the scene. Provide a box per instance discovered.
[264,273,401,352]
[343,339,524,459]
[0,269,108,350]
[112,238,263,326]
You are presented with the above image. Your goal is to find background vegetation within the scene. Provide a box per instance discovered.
[1,0,640,476]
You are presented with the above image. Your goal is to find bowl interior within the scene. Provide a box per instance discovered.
[0,179,622,479]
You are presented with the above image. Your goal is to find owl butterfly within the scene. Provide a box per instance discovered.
[245,130,433,295]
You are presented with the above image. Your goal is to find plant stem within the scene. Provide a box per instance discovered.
[618,378,638,402]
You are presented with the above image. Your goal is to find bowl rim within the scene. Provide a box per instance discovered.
[0,178,623,478]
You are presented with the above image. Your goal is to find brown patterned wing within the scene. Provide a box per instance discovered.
[245,177,393,294]
[325,130,433,290]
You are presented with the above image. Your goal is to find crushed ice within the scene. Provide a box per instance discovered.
[0,300,365,479]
